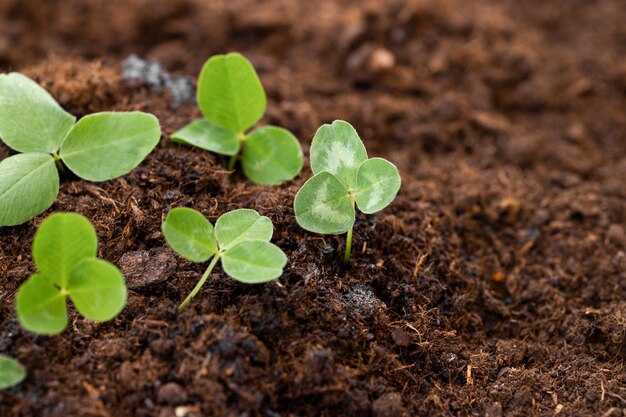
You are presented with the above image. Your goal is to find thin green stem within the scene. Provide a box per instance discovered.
[52,152,65,175]
[228,155,237,171]
[344,194,356,264]
[178,254,220,312]
[228,133,247,171]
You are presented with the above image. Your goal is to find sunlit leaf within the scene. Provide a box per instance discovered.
[242,126,303,185]
[0,153,59,227]
[60,112,161,181]
[0,355,26,390]
[15,273,67,335]
[222,241,287,283]
[354,157,401,214]
[161,207,217,263]
[0,73,75,153]
[197,53,266,133]
[171,119,239,156]
[32,212,98,288]
[294,171,355,234]
[215,208,273,250]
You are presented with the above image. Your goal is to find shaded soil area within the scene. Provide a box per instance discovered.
[1,0,625,416]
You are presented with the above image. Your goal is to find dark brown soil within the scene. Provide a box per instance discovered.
[1,0,625,416]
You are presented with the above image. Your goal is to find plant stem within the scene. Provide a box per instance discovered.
[52,152,65,175]
[178,254,220,312]
[228,155,237,171]
[344,195,356,264]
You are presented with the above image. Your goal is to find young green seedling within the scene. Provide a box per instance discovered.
[162,207,287,311]
[0,355,26,389]
[15,213,127,335]
[0,73,161,227]
[294,120,401,263]
[171,52,303,185]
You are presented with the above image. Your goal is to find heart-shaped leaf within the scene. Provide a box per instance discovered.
[0,73,75,153]
[0,355,26,390]
[242,126,303,185]
[294,171,355,234]
[215,208,273,250]
[60,112,161,181]
[354,157,401,214]
[171,119,239,156]
[0,153,59,227]
[68,258,127,322]
[222,241,287,283]
[162,207,217,262]
[197,53,266,133]
[15,273,67,335]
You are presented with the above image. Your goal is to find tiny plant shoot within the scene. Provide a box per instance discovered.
[162,208,287,311]
[0,355,26,390]
[15,213,127,335]
[0,73,161,227]
[294,120,401,263]
[171,52,303,186]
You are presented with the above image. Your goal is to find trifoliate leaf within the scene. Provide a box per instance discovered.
[32,213,98,289]
[310,120,368,189]
[16,273,67,335]
[222,241,287,283]
[161,207,217,263]
[294,171,355,234]
[242,125,303,185]
[0,355,26,389]
[354,157,401,214]
[68,258,127,322]
[215,208,273,250]
[0,73,75,153]
[171,119,239,156]
[0,153,59,227]
[197,53,266,133]
[60,112,161,181]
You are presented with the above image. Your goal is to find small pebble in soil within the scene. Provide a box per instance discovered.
[118,247,177,290]
[156,382,188,405]
[372,392,407,417]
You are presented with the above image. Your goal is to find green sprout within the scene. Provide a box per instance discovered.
[171,52,303,185]
[294,120,401,263]
[162,207,287,311]
[15,213,127,335]
[0,73,161,227]
[0,355,25,389]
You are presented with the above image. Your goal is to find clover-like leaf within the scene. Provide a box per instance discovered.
[32,212,98,288]
[294,171,355,234]
[60,112,161,181]
[171,119,239,156]
[0,153,59,227]
[354,157,401,214]
[16,273,68,335]
[197,53,266,133]
[310,120,368,189]
[0,73,75,153]
[0,355,26,390]
[215,208,273,250]
[162,207,217,262]
[242,126,303,185]
[222,241,287,283]
[68,258,127,322]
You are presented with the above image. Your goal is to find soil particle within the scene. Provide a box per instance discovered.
[118,247,178,290]
[372,392,407,417]
[156,382,188,406]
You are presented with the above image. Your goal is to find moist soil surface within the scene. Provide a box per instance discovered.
[1,1,625,416]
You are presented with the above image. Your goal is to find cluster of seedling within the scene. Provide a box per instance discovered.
[0,53,400,389]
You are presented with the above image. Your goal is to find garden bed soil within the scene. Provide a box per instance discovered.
[1,0,625,416]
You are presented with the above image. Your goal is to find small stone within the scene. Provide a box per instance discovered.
[157,382,188,405]
[607,224,626,248]
[119,247,177,290]
[391,328,412,347]
[372,392,406,417]
[368,48,395,72]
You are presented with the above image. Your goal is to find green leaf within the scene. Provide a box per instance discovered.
[60,112,161,181]
[215,209,273,250]
[242,126,303,185]
[162,207,217,263]
[0,73,75,153]
[222,241,287,283]
[171,119,239,156]
[310,120,368,189]
[0,153,59,227]
[0,355,26,389]
[32,212,98,289]
[294,171,355,234]
[68,258,127,322]
[354,158,401,214]
[16,273,67,335]
[197,53,266,133]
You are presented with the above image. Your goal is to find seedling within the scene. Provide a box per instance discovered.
[0,73,161,227]
[0,355,25,389]
[15,213,127,335]
[294,120,401,263]
[162,207,287,311]
[171,52,303,185]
